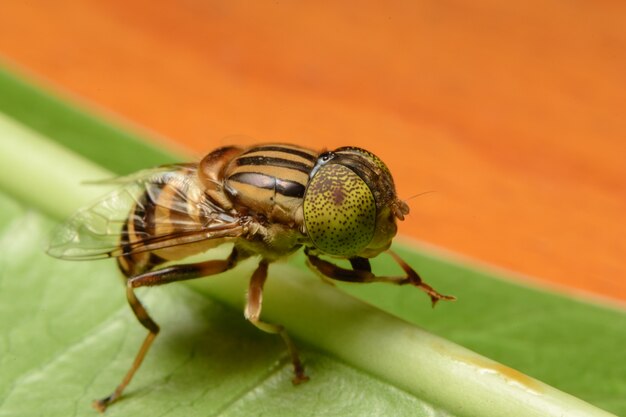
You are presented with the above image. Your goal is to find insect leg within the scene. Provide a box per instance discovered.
[93,249,240,412]
[93,286,159,412]
[305,250,455,307]
[244,260,309,384]
[387,250,456,306]
[349,256,372,272]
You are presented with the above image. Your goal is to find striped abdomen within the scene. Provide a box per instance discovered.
[117,165,221,277]
[117,192,165,278]
[222,144,319,223]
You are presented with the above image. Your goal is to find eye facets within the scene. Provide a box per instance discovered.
[303,164,376,257]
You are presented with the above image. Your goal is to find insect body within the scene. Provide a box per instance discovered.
[48,143,454,411]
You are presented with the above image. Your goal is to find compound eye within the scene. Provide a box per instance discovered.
[303,163,376,257]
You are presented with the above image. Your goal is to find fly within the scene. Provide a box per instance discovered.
[47,143,455,411]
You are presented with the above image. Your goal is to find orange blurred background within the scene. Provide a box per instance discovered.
[0,1,624,301]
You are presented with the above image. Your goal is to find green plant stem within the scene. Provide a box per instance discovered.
[0,113,111,219]
[0,113,616,417]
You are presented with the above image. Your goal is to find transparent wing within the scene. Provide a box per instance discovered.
[80,163,195,185]
[47,164,242,260]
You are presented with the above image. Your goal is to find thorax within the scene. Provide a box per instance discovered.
[200,144,319,227]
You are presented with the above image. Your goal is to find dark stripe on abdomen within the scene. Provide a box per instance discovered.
[236,156,312,174]
[241,145,318,163]
[229,172,306,198]
[117,188,166,277]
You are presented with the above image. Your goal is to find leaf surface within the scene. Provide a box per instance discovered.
[0,193,447,417]
[0,68,624,416]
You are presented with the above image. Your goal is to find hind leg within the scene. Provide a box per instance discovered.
[94,249,239,411]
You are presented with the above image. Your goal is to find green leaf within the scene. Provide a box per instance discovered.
[0,73,624,416]
[0,66,181,174]
[0,190,449,417]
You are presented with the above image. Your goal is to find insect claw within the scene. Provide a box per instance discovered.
[415,283,456,308]
[429,293,457,308]
[92,396,111,413]
[293,375,310,385]
[430,296,440,308]
[292,371,310,385]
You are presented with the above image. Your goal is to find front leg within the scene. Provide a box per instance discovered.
[305,249,455,307]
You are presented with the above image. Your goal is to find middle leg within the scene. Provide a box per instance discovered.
[245,260,309,384]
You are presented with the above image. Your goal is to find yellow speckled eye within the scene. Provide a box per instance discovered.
[303,163,376,257]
